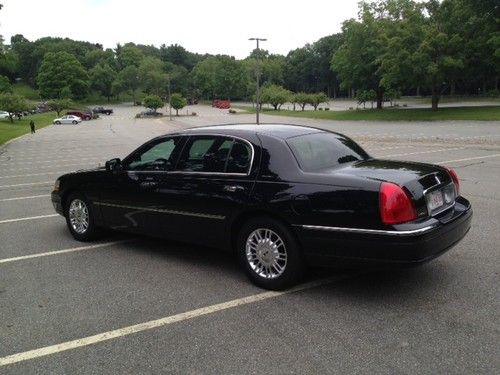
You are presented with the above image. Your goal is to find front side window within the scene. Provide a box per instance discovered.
[287,132,369,172]
[125,137,181,171]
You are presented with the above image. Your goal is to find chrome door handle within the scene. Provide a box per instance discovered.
[223,185,244,192]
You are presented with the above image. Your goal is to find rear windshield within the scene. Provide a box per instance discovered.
[286,132,369,171]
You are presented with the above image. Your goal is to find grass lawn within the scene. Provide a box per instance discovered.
[0,112,57,146]
[236,106,500,121]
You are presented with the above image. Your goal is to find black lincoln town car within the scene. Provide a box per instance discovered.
[51,124,472,289]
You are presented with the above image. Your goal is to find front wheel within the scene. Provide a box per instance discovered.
[55,121,61,125]
[65,193,101,241]
[237,217,304,290]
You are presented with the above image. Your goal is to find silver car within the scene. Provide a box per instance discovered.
[53,115,82,125]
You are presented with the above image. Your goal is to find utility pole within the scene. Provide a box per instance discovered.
[249,37,267,125]
[167,75,172,121]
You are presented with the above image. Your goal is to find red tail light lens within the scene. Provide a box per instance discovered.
[379,182,417,225]
[443,166,460,196]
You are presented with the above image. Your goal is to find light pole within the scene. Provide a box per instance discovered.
[249,37,266,125]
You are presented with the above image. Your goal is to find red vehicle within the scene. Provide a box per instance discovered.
[66,111,92,120]
[212,99,231,109]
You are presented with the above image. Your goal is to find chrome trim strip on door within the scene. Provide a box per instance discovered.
[94,202,225,220]
[300,224,435,236]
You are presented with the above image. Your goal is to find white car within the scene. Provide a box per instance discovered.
[0,111,10,119]
[53,115,82,125]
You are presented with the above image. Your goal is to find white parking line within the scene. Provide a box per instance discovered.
[0,214,59,224]
[0,172,62,179]
[438,153,500,164]
[0,276,339,366]
[0,194,50,202]
[0,241,128,264]
[0,181,53,189]
[382,147,464,158]
[3,157,102,165]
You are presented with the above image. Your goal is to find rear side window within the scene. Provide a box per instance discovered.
[176,136,233,173]
[176,136,252,174]
[287,132,368,171]
[226,140,252,173]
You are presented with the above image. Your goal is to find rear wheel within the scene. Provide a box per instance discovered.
[72,120,77,124]
[237,217,304,290]
[65,192,101,241]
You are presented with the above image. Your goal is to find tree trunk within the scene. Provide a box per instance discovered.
[132,89,136,105]
[175,109,179,116]
[376,89,383,110]
[301,104,305,111]
[431,83,439,111]
[482,78,487,95]
[9,115,13,123]
[273,104,278,110]
[450,80,455,96]
[416,86,420,96]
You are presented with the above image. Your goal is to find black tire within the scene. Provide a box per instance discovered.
[64,192,101,241]
[72,120,77,124]
[237,217,304,290]
[55,121,61,125]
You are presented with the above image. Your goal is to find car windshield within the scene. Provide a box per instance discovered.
[287,132,369,171]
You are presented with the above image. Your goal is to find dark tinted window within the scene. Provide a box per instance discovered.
[176,136,233,173]
[226,140,252,174]
[287,133,368,171]
[125,137,181,171]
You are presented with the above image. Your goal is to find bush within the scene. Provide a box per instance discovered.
[228,109,237,114]
[191,112,197,116]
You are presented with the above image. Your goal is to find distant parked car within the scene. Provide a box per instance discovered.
[92,106,113,115]
[138,108,162,117]
[0,111,10,119]
[53,115,82,125]
[66,111,92,120]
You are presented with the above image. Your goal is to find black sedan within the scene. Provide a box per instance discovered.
[51,124,472,290]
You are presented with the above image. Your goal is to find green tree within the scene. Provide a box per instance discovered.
[37,51,89,99]
[114,65,140,104]
[89,63,117,101]
[116,45,144,69]
[0,93,28,122]
[293,92,310,111]
[192,56,247,100]
[143,95,164,113]
[308,92,329,110]
[260,84,291,110]
[331,2,386,108]
[260,85,291,111]
[0,75,12,93]
[47,98,72,116]
[138,57,167,96]
[170,93,187,115]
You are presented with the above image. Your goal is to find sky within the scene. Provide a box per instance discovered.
[1,0,360,58]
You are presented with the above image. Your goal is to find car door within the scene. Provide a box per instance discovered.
[97,136,186,234]
[154,135,258,247]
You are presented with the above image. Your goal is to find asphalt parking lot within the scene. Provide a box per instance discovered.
[1,104,499,374]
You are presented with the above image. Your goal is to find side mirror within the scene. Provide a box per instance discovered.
[105,158,122,172]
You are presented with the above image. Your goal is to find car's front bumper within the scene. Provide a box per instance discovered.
[51,191,64,216]
[296,197,472,267]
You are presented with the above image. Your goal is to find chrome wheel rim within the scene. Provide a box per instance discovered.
[69,199,89,234]
[246,228,287,279]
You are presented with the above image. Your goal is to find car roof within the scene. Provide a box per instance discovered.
[171,123,336,140]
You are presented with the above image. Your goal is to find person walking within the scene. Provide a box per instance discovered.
[30,119,35,134]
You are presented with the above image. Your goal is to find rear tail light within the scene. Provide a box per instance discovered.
[379,182,417,225]
[443,166,460,196]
